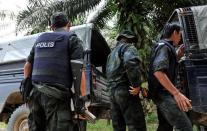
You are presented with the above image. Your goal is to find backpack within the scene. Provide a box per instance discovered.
[106,43,130,78]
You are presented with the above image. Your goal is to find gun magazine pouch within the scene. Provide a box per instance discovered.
[19,77,33,102]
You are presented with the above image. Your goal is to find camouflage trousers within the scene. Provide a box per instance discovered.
[153,93,193,131]
[28,87,75,131]
[110,87,146,131]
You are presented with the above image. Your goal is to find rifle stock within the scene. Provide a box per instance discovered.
[71,60,96,123]
[83,109,96,124]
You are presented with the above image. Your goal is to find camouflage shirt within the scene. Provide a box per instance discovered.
[106,42,142,91]
[27,28,83,64]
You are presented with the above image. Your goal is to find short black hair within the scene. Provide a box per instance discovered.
[162,23,182,39]
[50,12,69,29]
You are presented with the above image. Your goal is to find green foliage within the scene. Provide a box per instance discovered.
[113,0,207,81]
[87,113,158,131]
[16,0,207,79]
[113,0,154,80]
[0,122,6,129]
[88,0,117,29]
[146,111,157,123]
[16,0,101,33]
[87,120,113,131]
[150,0,207,31]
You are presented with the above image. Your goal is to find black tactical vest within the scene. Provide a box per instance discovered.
[32,31,74,89]
[148,40,177,98]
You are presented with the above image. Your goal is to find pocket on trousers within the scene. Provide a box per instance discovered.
[57,110,72,130]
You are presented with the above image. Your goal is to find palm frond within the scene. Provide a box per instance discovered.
[0,10,16,20]
[151,0,207,31]
[16,0,101,32]
[86,0,117,29]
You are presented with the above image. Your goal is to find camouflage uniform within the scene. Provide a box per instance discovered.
[27,12,83,131]
[106,30,146,131]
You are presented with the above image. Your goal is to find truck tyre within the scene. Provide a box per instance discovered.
[7,104,29,131]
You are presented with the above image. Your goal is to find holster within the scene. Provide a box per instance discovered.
[33,83,72,101]
[19,77,33,102]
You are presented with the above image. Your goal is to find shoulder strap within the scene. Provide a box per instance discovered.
[150,42,164,63]
[118,43,131,60]
[159,40,175,54]
[152,40,175,60]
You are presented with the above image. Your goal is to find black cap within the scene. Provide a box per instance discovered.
[116,30,138,43]
[50,12,69,28]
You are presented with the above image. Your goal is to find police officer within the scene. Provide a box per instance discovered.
[106,30,146,131]
[148,23,193,131]
[24,12,83,131]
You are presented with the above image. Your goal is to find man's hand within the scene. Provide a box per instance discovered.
[129,86,140,96]
[173,92,192,112]
[176,44,185,60]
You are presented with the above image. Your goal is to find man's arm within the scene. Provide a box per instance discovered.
[154,71,179,96]
[153,45,192,112]
[154,71,192,112]
[24,62,32,78]
[69,35,84,60]
[24,46,34,78]
[123,45,142,95]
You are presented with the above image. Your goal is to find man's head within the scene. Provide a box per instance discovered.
[116,30,138,43]
[162,23,182,46]
[50,12,71,31]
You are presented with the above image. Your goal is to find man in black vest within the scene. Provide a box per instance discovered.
[148,23,193,131]
[24,12,83,131]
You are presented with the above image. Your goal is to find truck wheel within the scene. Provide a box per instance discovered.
[7,104,29,131]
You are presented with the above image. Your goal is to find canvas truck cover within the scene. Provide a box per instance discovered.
[0,24,92,64]
[0,23,110,67]
[191,5,207,50]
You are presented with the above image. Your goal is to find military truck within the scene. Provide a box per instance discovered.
[163,5,207,131]
[0,23,111,131]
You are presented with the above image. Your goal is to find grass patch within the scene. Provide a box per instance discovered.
[145,112,158,123]
[87,112,158,131]
[87,120,113,131]
[0,122,6,129]
[1,113,158,131]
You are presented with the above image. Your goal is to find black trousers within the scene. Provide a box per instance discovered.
[153,93,193,131]
[110,87,146,131]
[28,87,74,131]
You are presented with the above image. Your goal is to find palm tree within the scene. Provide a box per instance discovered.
[16,0,207,76]
[0,10,16,20]
[151,0,207,31]
[13,0,207,37]
[0,10,16,37]
[16,0,117,34]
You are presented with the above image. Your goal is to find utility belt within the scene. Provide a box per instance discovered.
[33,82,72,101]
[109,81,130,92]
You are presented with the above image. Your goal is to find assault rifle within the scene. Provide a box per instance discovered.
[71,59,96,123]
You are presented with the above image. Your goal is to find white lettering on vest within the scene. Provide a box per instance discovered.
[36,41,55,48]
